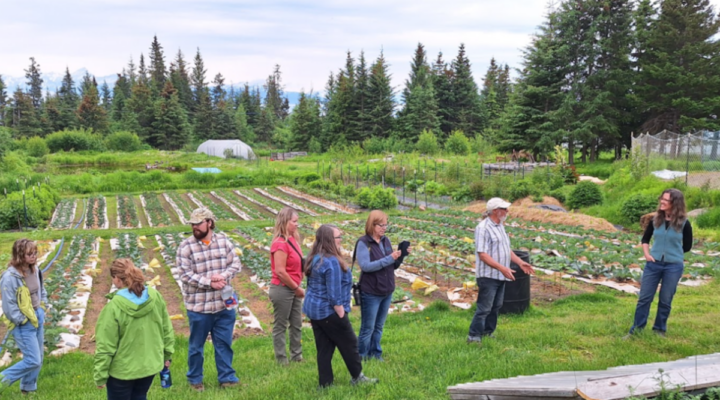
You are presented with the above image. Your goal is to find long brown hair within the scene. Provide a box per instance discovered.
[273,207,300,242]
[111,258,146,297]
[305,224,347,277]
[653,188,687,231]
[10,239,37,274]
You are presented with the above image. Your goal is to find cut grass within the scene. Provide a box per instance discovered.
[0,279,718,399]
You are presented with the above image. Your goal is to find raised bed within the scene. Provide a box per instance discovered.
[116,194,141,229]
[254,188,319,216]
[140,193,174,227]
[50,198,77,230]
[277,186,357,214]
[84,195,108,230]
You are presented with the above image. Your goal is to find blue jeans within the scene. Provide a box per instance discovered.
[468,278,505,339]
[187,309,239,385]
[1,307,45,392]
[630,261,684,333]
[358,292,393,359]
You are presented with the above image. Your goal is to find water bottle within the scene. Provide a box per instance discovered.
[160,365,172,388]
[221,284,238,310]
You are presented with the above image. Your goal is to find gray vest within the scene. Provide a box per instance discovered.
[650,219,687,264]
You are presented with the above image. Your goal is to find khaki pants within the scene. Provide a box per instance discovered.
[268,284,303,363]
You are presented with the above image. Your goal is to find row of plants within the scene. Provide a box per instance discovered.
[50,198,76,229]
[114,233,145,268]
[261,187,330,215]
[84,195,107,229]
[116,194,140,228]
[140,192,174,227]
[189,191,237,220]
[213,190,268,220]
[235,188,280,214]
[164,191,197,222]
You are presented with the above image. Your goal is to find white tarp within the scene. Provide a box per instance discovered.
[196,140,255,159]
[652,169,688,180]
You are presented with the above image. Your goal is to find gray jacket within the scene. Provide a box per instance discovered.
[1,266,48,326]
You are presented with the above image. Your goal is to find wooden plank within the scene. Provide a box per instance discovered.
[576,365,720,400]
[448,386,578,398]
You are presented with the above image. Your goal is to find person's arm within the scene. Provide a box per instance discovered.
[641,223,655,262]
[93,305,119,387]
[356,240,396,273]
[273,243,305,297]
[683,220,693,253]
[324,259,345,318]
[176,244,212,289]
[220,239,242,280]
[476,224,515,281]
[510,251,535,275]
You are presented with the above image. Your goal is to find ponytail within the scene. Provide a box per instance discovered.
[111,258,146,297]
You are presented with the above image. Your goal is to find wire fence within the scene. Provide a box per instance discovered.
[632,130,720,176]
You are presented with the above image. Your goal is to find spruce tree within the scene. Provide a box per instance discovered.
[169,49,193,118]
[24,57,44,110]
[191,48,213,141]
[11,88,42,137]
[0,75,6,126]
[152,81,190,150]
[127,57,137,86]
[432,52,455,136]
[100,81,112,113]
[239,84,261,128]
[399,44,439,140]
[77,83,109,134]
[290,91,321,150]
[451,44,484,136]
[234,103,255,143]
[264,65,289,121]
[320,72,340,149]
[125,82,155,141]
[366,52,396,139]
[211,73,237,139]
[111,76,128,123]
[352,51,372,142]
[57,68,80,130]
[149,36,167,95]
[138,54,149,86]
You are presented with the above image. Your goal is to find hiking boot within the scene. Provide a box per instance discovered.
[190,383,205,392]
[467,335,482,345]
[351,373,379,386]
[220,381,245,389]
[653,330,666,338]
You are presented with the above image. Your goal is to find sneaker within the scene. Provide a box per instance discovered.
[482,333,496,339]
[351,373,379,386]
[653,330,666,338]
[466,335,482,345]
[190,383,205,392]
[373,356,385,362]
[220,381,244,389]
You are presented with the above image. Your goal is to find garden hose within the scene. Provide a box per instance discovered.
[72,199,86,230]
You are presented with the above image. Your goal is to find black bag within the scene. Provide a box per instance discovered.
[282,236,305,272]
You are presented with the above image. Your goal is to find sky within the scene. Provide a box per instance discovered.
[2,0,719,94]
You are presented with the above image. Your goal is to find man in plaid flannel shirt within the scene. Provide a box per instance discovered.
[177,207,242,391]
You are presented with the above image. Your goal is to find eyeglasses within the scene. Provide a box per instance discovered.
[658,197,672,203]
[26,252,38,257]
[334,236,343,240]
[375,223,388,228]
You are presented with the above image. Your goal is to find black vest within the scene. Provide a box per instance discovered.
[357,235,395,296]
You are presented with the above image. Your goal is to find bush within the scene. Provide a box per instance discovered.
[567,181,603,209]
[362,137,385,155]
[424,181,448,196]
[415,129,439,155]
[469,181,485,200]
[451,186,473,202]
[26,136,49,157]
[105,131,143,152]
[697,207,720,229]
[470,133,493,155]
[294,172,321,185]
[0,184,59,230]
[45,129,106,153]
[621,193,658,224]
[0,127,11,161]
[509,180,536,202]
[356,186,398,209]
[549,188,567,204]
[444,130,470,155]
[308,138,323,154]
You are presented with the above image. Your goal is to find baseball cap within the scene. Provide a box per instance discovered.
[486,198,511,212]
[188,207,215,224]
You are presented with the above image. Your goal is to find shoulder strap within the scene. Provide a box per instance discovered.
[351,238,363,271]
[281,235,303,260]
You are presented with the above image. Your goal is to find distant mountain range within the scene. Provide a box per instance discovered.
[2,68,304,107]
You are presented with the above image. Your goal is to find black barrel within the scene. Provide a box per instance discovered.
[499,250,531,314]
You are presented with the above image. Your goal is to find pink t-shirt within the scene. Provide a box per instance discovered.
[270,236,303,286]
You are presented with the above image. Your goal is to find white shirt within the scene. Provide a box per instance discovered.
[475,217,511,281]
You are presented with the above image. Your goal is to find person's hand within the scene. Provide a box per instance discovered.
[97,385,106,389]
[210,280,226,290]
[501,267,516,281]
[519,261,535,275]
[645,253,656,263]
[336,309,345,319]
[390,250,401,260]
[294,287,305,298]
[406,247,411,254]
[210,274,225,282]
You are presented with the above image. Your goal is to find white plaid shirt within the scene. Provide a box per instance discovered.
[475,217,512,281]
[176,232,242,313]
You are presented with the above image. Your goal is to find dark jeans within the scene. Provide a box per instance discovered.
[106,375,155,400]
[310,313,363,387]
[468,278,506,338]
[358,291,393,359]
[630,261,684,333]
[186,309,239,385]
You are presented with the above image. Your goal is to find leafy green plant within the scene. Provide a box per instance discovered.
[105,131,143,152]
[356,185,398,209]
[567,181,603,209]
[444,130,470,155]
[26,136,50,157]
[621,193,658,225]
[697,206,720,229]
[415,129,439,155]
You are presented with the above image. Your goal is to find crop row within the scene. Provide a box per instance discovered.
[141,193,173,227]
[211,190,263,220]
[117,194,140,229]
[189,191,237,221]
[50,198,77,230]
[84,195,107,229]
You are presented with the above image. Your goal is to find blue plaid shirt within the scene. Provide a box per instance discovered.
[302,255,352,320]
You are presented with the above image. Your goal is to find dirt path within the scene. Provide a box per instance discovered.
[686,171,720,189]
[106,195,118,230]
[158,193,181,225]
[203,192,238,218]
[134,195,150,227]
[79,239,113,354]
[233,270,272,336]
[148,242,190,336]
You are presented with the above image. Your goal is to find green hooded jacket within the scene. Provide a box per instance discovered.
[93,286,175,386]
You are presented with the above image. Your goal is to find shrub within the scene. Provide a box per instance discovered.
[424,181,448,196]
[362,137,385,155]
[295,172,321,185]
[444,130,470,155]
[26,136,49,157]
[356,186,398,209]
[469,181,485,200]
[0,184,59,230]
[105,131,143,152]
[549,188,567,204]
[308,138,323,153]
[621,193,658,224]
[470,133,493,155]
[415,129,439,155]
[567,181,603,209]
[451,186,473,202]
[509,180,535,202]
[0,127,11,161]
[45,129,106,153]
[697,207,720,229]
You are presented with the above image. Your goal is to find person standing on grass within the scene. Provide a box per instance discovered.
[177,207,242,392]
[269,207,305,364]
[626,189,692,338]
[0,239,47,395]
[467,198,535,345]
[94,259,175,400]
[355,210,409,362]
[303,224,378,388]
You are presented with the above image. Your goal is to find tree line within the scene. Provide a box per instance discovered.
[1,0,719,161]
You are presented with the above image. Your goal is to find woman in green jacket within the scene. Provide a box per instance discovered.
[94,258,174,400]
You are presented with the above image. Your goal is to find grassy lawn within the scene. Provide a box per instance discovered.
[1,279,718,399]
